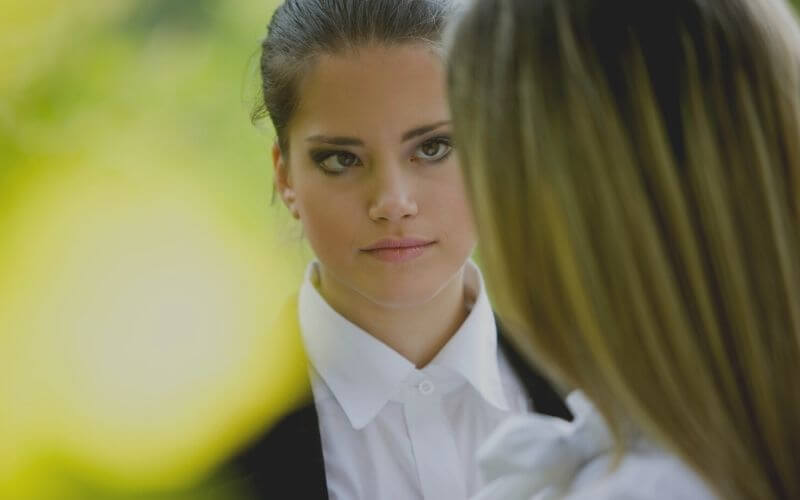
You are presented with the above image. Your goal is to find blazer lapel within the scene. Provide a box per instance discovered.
[496,321,573,421]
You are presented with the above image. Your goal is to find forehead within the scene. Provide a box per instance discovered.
[290,44,449,140]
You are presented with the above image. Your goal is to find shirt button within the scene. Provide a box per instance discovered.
[418,380,435,395]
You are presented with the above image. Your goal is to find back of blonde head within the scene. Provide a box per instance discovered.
[447,0,800,498]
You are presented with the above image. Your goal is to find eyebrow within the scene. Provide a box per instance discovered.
[400,120,451,142]
[305,135,364,146]
[304,120,451,146]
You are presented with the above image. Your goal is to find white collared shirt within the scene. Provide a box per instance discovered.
[298,261,532,500]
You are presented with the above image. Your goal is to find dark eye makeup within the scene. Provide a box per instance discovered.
[415,136,454,162]
[307,134,455,176]
[309,149,363,175]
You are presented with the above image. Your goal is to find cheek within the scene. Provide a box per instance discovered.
[439,170,478,240]
[294,185,359,258]
[451,196,479,248]
[425,180,478,251]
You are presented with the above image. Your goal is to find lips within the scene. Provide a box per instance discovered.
[360,238,436,263]
[361,238,435,251]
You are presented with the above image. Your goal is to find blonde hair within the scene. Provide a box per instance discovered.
[447,0,800,498]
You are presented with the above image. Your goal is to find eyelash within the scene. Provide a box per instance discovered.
[310,150,361,176]
[310,135,454,176]
[416,136,454,162]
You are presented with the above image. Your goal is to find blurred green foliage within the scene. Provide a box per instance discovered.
[1,0,300,224]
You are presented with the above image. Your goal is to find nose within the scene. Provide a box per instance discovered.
[368,164,418,222]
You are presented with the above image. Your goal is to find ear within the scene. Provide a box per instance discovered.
[272,142,300,219]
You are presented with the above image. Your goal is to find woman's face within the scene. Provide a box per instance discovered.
[274,44,477,309]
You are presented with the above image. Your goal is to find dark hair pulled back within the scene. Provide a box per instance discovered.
[255,0,456,152]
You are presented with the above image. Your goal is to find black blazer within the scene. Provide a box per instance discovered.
[215,322,571,500]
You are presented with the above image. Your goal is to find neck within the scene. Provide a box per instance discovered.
[318,266,469,368]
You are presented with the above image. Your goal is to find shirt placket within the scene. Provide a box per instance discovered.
[402,376,467,500]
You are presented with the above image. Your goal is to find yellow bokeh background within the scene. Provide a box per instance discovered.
[6,0,800,499]
[1,1,312,498]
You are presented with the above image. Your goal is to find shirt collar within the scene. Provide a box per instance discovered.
[298,260,508,430]
[430,261,510,412]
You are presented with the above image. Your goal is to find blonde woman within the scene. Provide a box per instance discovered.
[447,0,800,498]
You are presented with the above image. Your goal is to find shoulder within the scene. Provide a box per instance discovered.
[567,450,716,500]
[472,392,716,500]
[206,294,327,497]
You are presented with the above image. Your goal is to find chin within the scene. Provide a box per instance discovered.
[359,276,451,310]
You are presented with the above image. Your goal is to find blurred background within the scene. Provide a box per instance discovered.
[1,0,313,498]
[6,0,800,499]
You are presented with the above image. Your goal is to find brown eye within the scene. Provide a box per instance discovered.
[415,137,453,162]
[422,142,441,157]
[337,152,358,167]
[315,151,362,174]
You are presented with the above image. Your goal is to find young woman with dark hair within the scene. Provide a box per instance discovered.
[214,1,571,498]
